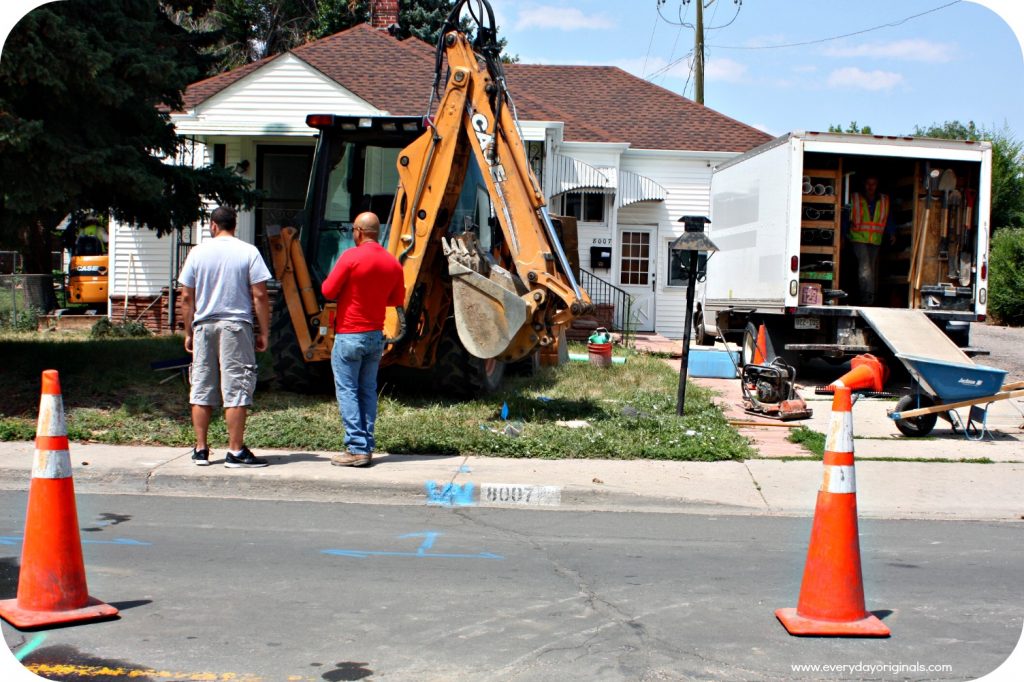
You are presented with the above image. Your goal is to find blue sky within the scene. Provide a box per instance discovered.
[1,1,1021,140]
[488,0,1024,139]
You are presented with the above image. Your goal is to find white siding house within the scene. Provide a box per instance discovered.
[108,22,770,338]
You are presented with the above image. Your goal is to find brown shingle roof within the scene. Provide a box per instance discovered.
[180,23,770,152]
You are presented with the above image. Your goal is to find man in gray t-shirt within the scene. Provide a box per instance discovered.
[178,206,272,468]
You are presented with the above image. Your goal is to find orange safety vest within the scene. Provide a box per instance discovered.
[849,193,889,246]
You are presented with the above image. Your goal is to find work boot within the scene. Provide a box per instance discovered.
[331,452,371,467]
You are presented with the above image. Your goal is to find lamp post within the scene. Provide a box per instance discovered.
[671,215,719,416]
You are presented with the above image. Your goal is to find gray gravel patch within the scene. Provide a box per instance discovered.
[972,322,1024,381]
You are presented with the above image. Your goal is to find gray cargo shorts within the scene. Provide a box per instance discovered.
[190,320,257,408]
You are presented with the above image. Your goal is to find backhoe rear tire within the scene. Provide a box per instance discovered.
[432,322,505,398]
[270,296,331,393]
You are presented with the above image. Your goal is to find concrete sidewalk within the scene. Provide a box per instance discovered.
[0,441,1020,521]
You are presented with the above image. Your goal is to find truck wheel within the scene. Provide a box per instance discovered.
[433,322,505,397]
[693,307,712,346]
[893,394,938,437]
[270,297,331,393]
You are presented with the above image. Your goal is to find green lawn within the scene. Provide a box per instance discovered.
[0,331,753,460]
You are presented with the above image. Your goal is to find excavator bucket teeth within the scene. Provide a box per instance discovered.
[448,262,528,359]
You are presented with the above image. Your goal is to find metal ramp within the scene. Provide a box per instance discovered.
[857,308,970,363]
[857,308,971,395]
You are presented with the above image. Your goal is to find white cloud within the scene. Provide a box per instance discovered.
[823,38,955,63]
[621,55,748,82]
[826,67,904,91]
[705,57,748,82]
[751,122,779,136]
[514,5,615,31]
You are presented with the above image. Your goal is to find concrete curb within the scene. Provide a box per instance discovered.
[1,441,1022,521]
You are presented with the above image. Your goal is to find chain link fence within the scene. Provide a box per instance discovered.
[0,274,54,331]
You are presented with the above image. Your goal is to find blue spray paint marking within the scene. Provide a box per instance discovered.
[0,536,151,547]
[321,531,502,560]
[425,481,476,507]
[15,633,47,661]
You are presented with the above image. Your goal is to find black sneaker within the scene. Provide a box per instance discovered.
[192,447,210,466]
[224,447,269,468]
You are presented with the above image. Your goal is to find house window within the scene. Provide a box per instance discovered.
[667,245,709,287]
[526,140,544,187]
[619,231,650,286]
[562,192,605,223]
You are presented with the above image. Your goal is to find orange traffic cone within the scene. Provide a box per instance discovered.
[775,386,890,637]
[0,370,118,628]
[752,324,769,365]
[826,353,889,393]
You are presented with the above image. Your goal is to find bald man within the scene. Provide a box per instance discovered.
[321,212,405,467]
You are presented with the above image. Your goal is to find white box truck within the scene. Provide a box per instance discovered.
[699,131,993,369]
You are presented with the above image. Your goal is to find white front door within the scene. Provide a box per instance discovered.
[617,227,656,333]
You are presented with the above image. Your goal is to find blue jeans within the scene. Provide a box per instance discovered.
[331,331,384,455]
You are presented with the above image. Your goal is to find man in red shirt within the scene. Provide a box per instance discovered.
[321,212,406,467]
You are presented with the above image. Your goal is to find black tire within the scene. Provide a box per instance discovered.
[432,322,505,398]
[270,297,331,393]
[693,307,712,346]
[894,394,938,437]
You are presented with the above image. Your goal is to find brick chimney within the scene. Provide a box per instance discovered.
[370,0,399,29]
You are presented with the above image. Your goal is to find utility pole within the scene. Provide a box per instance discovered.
[694,0,704,104]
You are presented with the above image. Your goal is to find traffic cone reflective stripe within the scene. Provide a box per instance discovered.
[0,370,118,628]
[775,386,890,637]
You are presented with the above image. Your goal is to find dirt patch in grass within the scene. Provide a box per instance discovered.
[0,332,753,460]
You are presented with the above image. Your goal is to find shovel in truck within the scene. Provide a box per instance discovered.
[443,234,530,359]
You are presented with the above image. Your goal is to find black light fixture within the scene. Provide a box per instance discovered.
[671,215,719,416]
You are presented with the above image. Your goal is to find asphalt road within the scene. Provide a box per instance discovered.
[1,493,1021,681]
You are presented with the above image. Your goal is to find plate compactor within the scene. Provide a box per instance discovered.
[741,358,813,421]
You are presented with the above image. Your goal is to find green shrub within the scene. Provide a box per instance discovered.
[90,317,151,339]
[988,227,1024,325]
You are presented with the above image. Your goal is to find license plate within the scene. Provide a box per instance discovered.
[794,316,820,330]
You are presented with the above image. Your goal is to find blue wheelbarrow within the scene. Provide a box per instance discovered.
[887,354,1024,439]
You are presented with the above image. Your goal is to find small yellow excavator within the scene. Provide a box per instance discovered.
[267,0,592,395]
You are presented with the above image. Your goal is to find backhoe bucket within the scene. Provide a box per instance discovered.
[449,262,528,359]
[444,234,531,359]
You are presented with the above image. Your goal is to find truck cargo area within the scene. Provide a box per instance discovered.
[704,132,992,374]
[796,148,984,312]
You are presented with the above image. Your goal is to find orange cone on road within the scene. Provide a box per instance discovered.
[0,370,118,628]
[752,324,769,365]
[775,386,890,637]
[826,353,889,393]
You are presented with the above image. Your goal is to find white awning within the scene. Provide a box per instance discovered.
[616,169,667,208]
[550,154,614,196]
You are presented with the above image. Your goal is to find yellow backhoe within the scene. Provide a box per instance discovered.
[268,0,592,395]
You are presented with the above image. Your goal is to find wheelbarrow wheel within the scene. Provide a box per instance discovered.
[894,394,938,437]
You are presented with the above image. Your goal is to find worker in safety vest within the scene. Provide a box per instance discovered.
[845,175,894,305]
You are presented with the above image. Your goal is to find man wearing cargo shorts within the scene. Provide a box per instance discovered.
[179,206,272,468]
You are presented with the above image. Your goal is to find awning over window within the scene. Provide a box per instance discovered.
[550,154,614,196]
[549,155,666,207]
[616,169,667,208]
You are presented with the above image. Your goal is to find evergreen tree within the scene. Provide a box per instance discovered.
[0,0,254,285]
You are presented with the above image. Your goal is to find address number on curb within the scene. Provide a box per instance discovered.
[481,484,562,507]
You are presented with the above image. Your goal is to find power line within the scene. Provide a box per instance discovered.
[708,0,962,51]
[658,0,692,83]
[641,9,660,77]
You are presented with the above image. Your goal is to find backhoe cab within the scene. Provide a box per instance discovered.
[268,0,592,394]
